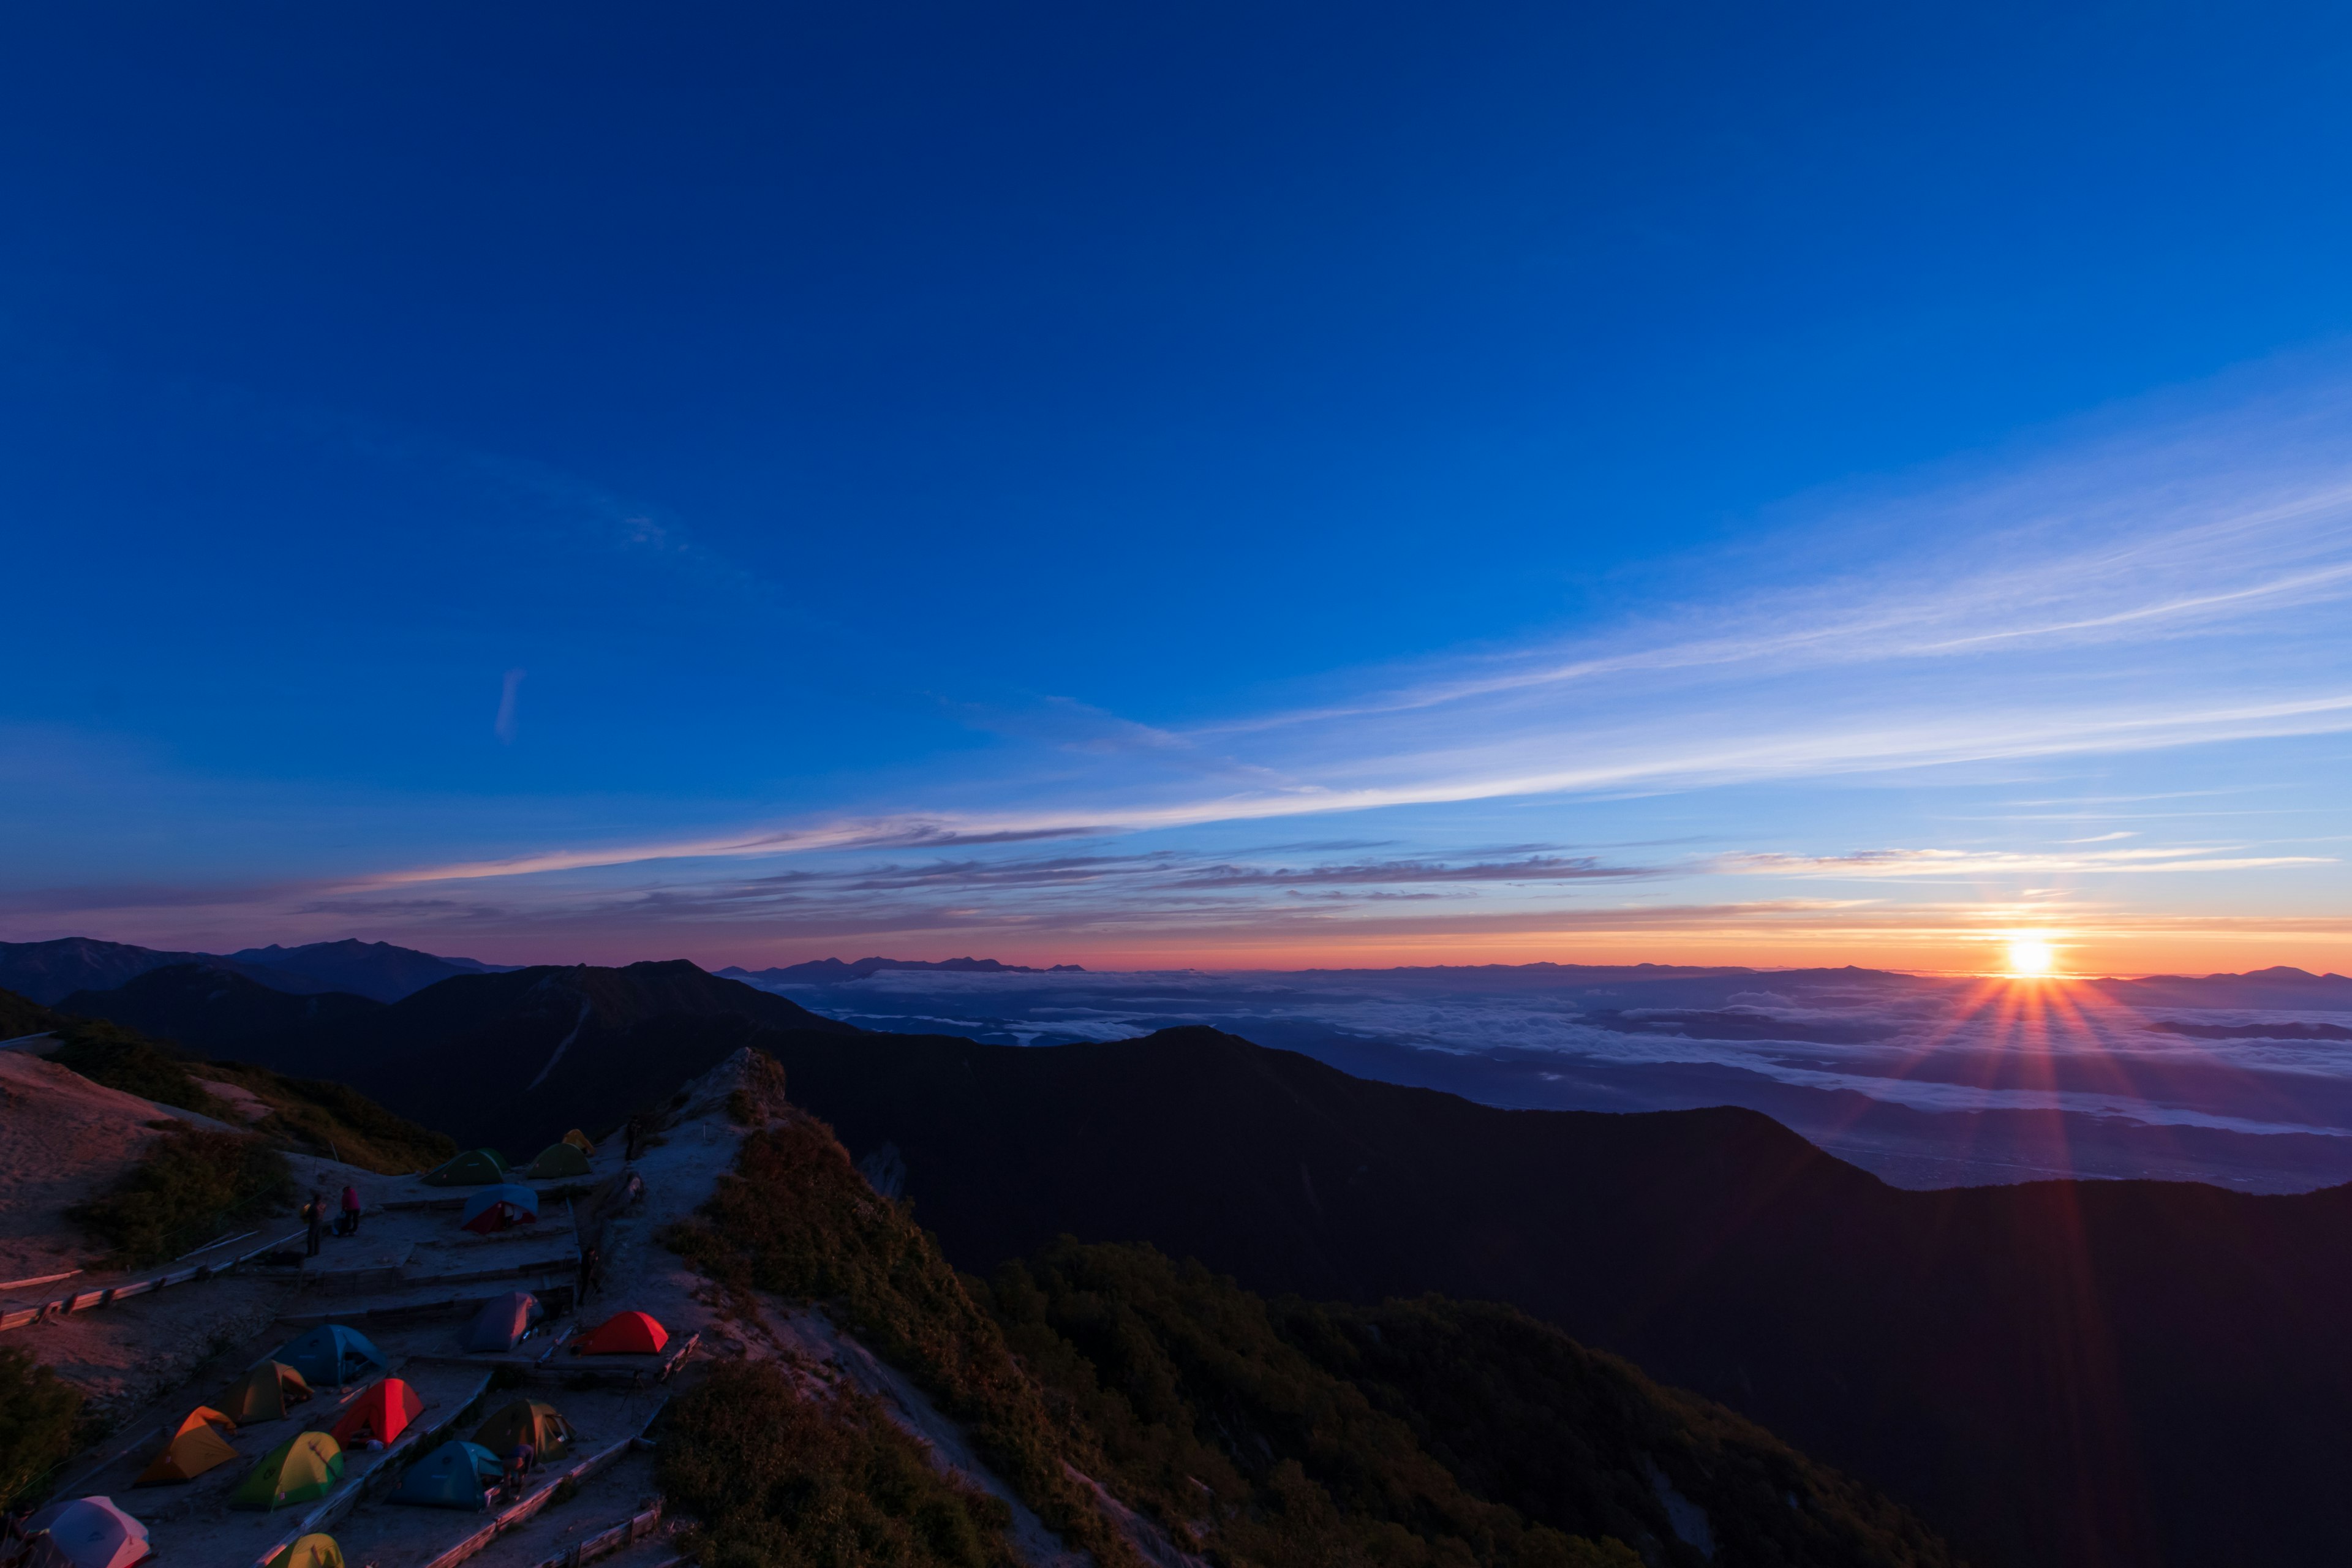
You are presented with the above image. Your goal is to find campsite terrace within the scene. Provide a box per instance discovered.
[17,1061,778,1568]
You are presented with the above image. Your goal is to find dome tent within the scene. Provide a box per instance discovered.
[389,1441,502,1510]
[458,1183,539,1234]
[574,1310,668,1355]
[276,1324,386,1389]
[221,1360,312,1422]
[329,1377,423,1446]
[135,1405,238,1485]
[522,1140,592,1180]
[562,1128,596,1156]
[422,1148,510,1186]
[262,1534,344,1568]
[472,1399,573,1463]
[20,1497,150,1568]
[464,1289,543,1352]
[232,1431,344,1510]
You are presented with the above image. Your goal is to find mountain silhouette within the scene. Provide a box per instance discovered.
[752,1021,2352,1568]
[62,959,856,1151]
[2,933,513,1005]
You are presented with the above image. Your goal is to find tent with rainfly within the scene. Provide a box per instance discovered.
[458,1183,540,1234]
[574,1310,668,1355]
[422,1148,510,1186]
[232,1431,345,1511]
[135,1405,239,1485]
[20,1497,151,1568]
[472,1399,574,1463]
[562,1128,596,1156]
[221,1360,312,1423]
[276,1324,387,1389]
[388,1441,502,1510]
[262,1534,344,1568]
[522,1140,592,1180]
[328,1377,423,1447]
[464,1289,543,1353]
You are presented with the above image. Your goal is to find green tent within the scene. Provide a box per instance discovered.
[221,1360,313,1423]
[522,1140,592,1180]
[423,1148,510,1186]
[232,1431,344,1511]
[472,1399,574,1463]
[264,1533,345,1568]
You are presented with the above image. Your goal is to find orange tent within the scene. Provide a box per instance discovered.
[137,1406,239,1484]
[574,1310,668,1355]
[329,1378,424,1447]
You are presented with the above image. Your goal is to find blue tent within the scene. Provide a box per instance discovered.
[464,1290,543,1353]
[275,1325,386,1390]
[388,1441,501,1510]
[458,1184,540,1234]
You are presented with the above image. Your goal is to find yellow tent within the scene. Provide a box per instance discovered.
[232,1430,344,1511]
[135,1406,239,1484]
[562,1128,597,1156]
[263,1532,345,1568]
[471,1399,574,1463]
[221,1360,313,1423]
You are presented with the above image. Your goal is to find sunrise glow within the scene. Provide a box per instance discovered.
[2004,935,2057,977]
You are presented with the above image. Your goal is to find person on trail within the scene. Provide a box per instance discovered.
[304,1191,326,1257]
[340,1183,361,1237]
[623,1115,642,1163]
[576,1242,601,1303]
[502,1439,535,1501]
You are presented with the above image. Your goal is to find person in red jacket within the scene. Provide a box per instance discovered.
[340,1183,361,1237]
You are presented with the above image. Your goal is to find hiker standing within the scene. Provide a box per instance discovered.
[304,1191,326,1257]
[576,1242,601,1304]
[622,1115,641,1163]
[341,1183,362,1237]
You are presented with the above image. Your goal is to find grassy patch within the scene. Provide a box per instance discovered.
[0,1345,82,1510]
[662,1109,1138,1568]
[68,1128,293,1268]
[202,1061,456,1174]
[44,1021,232,1119]
[662,1360,1021,1568]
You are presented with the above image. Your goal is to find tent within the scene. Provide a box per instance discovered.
[522,1140,592,1181]
[20,1498,151,1568]
[221,1360,312,1423]
[232,1431,344,1511]
[328,1378,423,1447]
[388,1441,502,1510]
[262,1534,344,1568]
[135,1406,238,1485]
[562,1128,597,1156]
[574,1310,668,1355]
[471,1399,573,1463]
[422,1148,510,1186]
[464,1290,543,1353]
[276,1324,386,1389]
[458,1183,540,1234]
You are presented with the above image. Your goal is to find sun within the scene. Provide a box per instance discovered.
[2004,935,2056,977]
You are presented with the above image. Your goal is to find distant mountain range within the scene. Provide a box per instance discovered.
[0,935,518,1006]
[719,954,1087,984]
[56,957,853,1149]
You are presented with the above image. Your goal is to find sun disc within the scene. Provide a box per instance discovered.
[2005,937,2054,976]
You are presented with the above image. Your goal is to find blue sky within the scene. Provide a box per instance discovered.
[4,2,2350,973]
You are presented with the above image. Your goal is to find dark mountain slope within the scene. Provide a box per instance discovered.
[63,959,856,1153]
[226,938,491,1001]
[756,1023,2352,1568]
[0,937,228,1005]
[61,963,383,1056]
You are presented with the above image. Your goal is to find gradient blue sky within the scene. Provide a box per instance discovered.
[4,2,2350,973]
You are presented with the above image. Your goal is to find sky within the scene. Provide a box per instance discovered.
[4,1,2351,976]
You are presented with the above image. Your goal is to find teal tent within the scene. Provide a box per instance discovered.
[423,1149,510,1186]
[275,1324,386,1389]
[389,1441,501,1510]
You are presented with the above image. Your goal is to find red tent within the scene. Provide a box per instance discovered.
[574,1310,668,1355]
[330,1377,424,1447]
